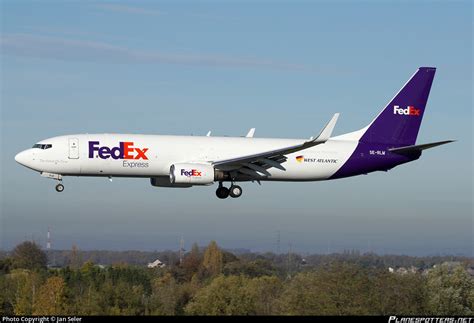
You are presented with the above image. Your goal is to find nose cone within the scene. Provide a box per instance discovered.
[15,149,37,170]
[15,150,28,166]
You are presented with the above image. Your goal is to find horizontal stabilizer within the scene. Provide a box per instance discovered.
[389,140,455,155]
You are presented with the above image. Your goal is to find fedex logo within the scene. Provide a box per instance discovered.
[89,141,149,160]
[181,169,202,177]
[393,105,421,116]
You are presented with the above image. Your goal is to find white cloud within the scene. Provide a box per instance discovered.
[0,33,312,71]
[94,4,166,16]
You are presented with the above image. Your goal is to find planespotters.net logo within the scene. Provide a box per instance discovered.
[388,316,473,323]
[393,105,421,116]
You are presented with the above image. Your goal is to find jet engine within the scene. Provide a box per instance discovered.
[170,163,215,185]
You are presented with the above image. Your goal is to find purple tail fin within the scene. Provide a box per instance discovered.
[360,67,436,146]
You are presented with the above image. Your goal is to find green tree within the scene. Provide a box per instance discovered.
[0,258,13,274]
[0,275,15,315]
[76,284,102,315]
[149,273,181,315]
[427,263,474,315]
[96,279,117,314]
[277,264,372,315]
[61,261,104,315]
[201,241,223,277]
[185,275,257,315]
[224,259,276,278]
[68,244,83,269]
[181,243,202,281]
[113,281,146,315]
[369,271,428,315]
[9,269,42,315]
[245,276,282,315]
[11,241,47,271]
[33,276,67,315]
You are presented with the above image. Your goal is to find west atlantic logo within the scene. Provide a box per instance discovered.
[296,155,338,164]
[89,141,149,160]
[393,105,420,116]
[181,169,202,177]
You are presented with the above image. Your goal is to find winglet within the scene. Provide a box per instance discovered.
[312,113,339,143]
[246,128,256,138]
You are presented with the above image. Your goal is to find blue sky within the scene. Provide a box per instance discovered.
[1,1,472,255]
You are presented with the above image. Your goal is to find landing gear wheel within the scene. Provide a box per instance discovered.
[55,183,64,192]
[229,185,242,198]
[216,186,229,199]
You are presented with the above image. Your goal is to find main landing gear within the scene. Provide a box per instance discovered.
[216,182,242,199]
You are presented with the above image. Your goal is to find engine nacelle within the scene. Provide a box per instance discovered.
[150,176,192,188]
[170,163,215,185]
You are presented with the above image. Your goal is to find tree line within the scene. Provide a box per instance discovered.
[0,241,472,315]
[5,247,467,269]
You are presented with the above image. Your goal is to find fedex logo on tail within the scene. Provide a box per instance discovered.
[393,105,421,116]
[181,169,202,177]
[89,141,149,160]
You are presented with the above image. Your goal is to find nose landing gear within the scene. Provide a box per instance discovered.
[40,172,64,192]
[215,182,242,199]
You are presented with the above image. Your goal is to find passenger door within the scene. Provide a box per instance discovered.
[68,138,79,159]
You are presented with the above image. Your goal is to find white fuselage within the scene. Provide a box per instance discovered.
[15,134,358,182]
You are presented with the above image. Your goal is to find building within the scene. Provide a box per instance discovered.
[147,259,166,268]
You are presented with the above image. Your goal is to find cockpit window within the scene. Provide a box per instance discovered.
[32,144,52,149]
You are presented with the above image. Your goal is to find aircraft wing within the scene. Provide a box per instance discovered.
[212,113,339,178]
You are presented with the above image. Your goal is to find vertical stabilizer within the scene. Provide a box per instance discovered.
[360,67,436,146]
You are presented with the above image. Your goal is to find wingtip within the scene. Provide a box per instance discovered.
[438,139,456,144]
[313,113,340,142]
[246,128,256,138]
